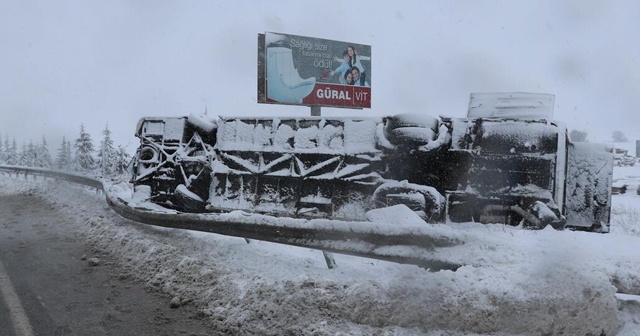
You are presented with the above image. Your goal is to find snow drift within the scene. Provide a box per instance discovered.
[2,174,640,335]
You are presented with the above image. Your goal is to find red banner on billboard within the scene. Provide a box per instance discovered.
[300,83,371,108]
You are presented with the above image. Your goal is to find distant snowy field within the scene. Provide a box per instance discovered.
[2,164,640,335]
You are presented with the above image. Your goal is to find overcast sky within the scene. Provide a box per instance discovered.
[1,0,639,152]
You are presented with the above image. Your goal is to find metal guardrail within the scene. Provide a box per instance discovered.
[0,165,462,271]
[0,165,104,190]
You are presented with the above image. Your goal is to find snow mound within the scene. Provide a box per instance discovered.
[366,204,426,226]
[2,175,639,335]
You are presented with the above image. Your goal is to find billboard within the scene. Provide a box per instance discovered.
[258,32,371,109]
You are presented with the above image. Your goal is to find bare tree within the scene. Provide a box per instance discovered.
[569,130,588,142]
[612,130,628,143]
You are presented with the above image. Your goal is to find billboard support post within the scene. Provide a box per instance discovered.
[310,106,321,117]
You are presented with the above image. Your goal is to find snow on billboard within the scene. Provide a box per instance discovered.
[258,32,371,109]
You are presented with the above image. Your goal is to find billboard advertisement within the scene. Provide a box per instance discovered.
[258,32,371,109]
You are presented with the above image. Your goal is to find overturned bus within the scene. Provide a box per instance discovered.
[130,93,613,232]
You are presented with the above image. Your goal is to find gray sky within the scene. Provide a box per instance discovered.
[1,0,639,153]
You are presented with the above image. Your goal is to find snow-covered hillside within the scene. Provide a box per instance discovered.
[2,168,640,335]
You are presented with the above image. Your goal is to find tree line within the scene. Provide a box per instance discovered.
[569,130,630,143]
[0,124,131,178]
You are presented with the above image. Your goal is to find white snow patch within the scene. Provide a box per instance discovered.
[216,117,380,154]
[366,204,427,226]
[187,113,218,133]
[2,171,640,335]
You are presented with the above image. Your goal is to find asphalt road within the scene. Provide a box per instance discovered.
[0,192,220,336]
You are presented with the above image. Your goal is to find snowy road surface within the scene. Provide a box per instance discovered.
[1,174,640,335]
[0,190,219,335]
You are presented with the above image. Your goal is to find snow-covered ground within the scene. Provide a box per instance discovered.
[2,168,640,335]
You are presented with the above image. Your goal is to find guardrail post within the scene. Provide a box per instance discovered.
[323,251,337,269]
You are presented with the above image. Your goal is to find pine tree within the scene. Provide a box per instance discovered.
[114,145,131,176]
[29,141,36,166]
[18,142,29,166]
[6,138,18,165]
[66,140,72,170]
[26,141,37,167]
[0,133,4,164]
[3,136,10,164]
[73,124,95,172]
[56,136,70,170]
[33,136,53,168]
[98,124,116,177]
[55,137,64,169]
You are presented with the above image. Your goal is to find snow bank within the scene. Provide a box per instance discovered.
[2,174,639,335]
